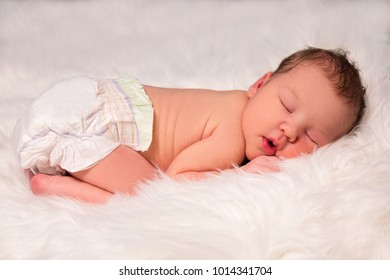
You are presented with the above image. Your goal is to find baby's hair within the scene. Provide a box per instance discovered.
[274,47,366,129]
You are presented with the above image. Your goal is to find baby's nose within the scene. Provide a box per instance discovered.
[281,123,300,143]
[287,131,297,143]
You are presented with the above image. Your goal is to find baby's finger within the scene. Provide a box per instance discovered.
[261,162,280,172]
[264,156,280,162]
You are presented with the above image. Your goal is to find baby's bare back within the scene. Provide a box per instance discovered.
[141,86,248,175]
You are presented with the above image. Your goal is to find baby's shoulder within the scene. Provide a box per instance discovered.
[214,90,248,126]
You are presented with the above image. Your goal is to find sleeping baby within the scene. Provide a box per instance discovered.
[14,47,366,203]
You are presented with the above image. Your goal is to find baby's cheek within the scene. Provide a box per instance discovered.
[278,142,315,159]
[277,149,300,159]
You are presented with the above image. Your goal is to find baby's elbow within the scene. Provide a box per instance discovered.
[165,166,181,177]
[165,168,187,182]
[166,164,195,180]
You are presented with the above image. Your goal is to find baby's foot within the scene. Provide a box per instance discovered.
[30,173,112,204]
[30,173,60,195]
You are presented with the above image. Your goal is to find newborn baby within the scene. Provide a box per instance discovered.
[14,47,366,203]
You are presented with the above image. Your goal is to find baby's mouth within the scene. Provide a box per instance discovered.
[262,137,277,156]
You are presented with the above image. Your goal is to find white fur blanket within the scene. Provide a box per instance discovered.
[1,0,389,259]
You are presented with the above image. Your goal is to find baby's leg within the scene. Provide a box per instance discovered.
[71,145,157,195]
[31,173,112,204]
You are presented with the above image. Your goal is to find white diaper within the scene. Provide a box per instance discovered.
[13,76,153,175]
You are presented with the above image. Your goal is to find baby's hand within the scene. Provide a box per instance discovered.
[241,156,280,173]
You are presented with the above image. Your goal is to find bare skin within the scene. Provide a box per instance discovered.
[29,64,355,204]
[30,87,249,203]
[29,156,280,204]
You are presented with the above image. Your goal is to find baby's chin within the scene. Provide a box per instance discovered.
[247,149,300,160]
[245,150,266,160]
[246,149,299,160]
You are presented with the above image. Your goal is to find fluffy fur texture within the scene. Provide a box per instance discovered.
[0,0,389,259]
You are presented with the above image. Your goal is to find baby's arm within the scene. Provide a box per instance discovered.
[169,155,280,180]
[169,155,280,182]
[166,128,245,179]
[71,145,157,194]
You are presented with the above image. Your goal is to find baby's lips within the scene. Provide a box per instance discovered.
[262,137,276,156]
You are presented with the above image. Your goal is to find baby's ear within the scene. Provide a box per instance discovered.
[247,72,273,98]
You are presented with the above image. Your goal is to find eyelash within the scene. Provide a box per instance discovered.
[280,99,293,113]
[305,132,317,145]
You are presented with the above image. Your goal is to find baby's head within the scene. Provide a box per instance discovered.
[274,47,366,128]
[242,47,366,159]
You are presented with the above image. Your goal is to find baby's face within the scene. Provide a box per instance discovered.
[242,64,354,160]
